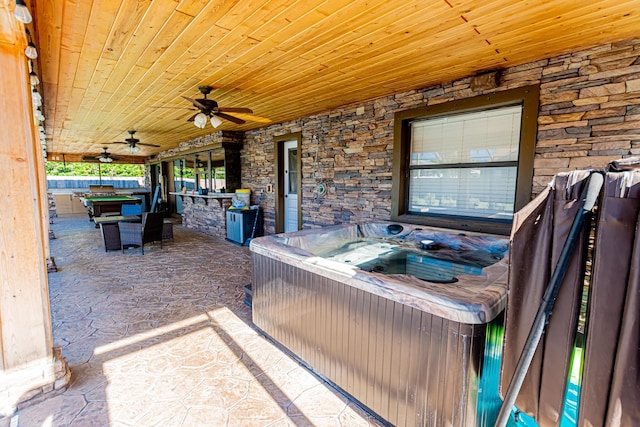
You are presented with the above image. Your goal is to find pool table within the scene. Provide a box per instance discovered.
[81,196,141,222]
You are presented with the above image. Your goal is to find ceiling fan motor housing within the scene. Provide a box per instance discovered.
[198,85,213,96]
[198,100,218,114]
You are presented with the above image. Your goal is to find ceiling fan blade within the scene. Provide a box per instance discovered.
[150,105,196,110]
[221,112,271,123]
[107,141,128,145]
[187,112,199,122]
[136,142,160,147]
[217,107,253,114]
[182,96,207,110]
[82,153,120,162]
[216,112,246,125]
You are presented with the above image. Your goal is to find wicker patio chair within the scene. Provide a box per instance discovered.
[118,212,164,254]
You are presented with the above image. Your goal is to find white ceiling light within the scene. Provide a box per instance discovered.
[34,108,44,121]
[210,115,223,128]
[194,113,207,129]
[14,0,32,24]
[129,145,141,153]
[29,71,39,86]
[32,89,42,106]
[24,30,37,59]
[25,43,37,59]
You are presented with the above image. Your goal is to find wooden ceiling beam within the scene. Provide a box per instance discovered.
[46,152,146,164]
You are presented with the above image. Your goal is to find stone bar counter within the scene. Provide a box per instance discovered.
[170,192,233,236]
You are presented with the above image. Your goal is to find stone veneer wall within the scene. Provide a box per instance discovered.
[243,38,640,234]
[149,130,244,161]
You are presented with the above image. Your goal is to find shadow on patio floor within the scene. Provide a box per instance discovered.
[7,215,383,427]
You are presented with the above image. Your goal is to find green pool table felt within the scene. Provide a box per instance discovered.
[83,196,139,202]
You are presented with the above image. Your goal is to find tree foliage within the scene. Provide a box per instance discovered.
[45,162,144,177]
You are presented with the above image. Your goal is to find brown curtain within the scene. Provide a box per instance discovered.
[605,218,640,426]
[501,170,591,425]
[579,170,640,427]
[500,185,554,416]
[538,173,590,426]
[502,162,640,426]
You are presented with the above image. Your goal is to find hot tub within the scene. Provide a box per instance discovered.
[250,222,509,426]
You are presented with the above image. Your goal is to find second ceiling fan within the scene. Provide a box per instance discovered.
[81,147,120,163]
[183,86,257,128]
[108,130,159,152]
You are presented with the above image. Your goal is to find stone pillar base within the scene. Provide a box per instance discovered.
[1,347,71,417]
[46,257,57,273]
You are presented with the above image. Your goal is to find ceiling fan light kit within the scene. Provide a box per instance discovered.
[98,148,114,163]
[194,113,207,129]
[210,115,223,128]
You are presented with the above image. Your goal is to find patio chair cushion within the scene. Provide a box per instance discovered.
[121,204,142,216]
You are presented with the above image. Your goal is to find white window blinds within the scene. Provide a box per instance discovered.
[408,105,522,220]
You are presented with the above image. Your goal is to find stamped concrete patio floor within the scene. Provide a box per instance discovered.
[10,215,384,427]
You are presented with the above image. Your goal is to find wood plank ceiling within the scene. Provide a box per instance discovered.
[22,0,640,160]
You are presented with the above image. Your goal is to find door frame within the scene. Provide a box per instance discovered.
[274,132,302,233]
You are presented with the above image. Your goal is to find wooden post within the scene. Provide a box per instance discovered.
[0,4,68,417]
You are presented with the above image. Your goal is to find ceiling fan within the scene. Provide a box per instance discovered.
[82,147,119,163]
[183,86,258,128]
[108,130,159,152]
